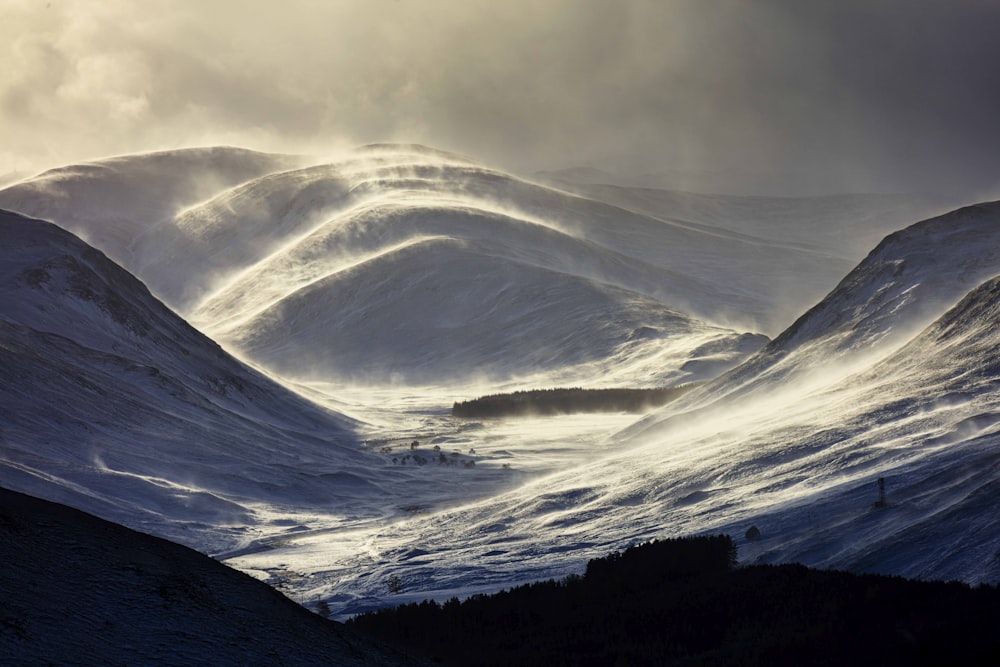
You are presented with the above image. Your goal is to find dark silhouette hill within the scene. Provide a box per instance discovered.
[0,486,427,666]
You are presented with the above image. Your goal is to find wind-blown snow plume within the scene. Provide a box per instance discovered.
[0,144,941,386]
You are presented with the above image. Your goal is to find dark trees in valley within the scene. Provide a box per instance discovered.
[349,535,1000,666]
[452,385,698,418]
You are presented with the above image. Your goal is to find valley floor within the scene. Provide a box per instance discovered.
[222,382,642,618]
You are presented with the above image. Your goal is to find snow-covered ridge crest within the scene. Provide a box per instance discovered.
[0,147,305,267]
[0,143,945,386]
[772,200,1000,353]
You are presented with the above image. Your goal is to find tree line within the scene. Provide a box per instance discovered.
[349,534,1000,666]
[451,385,698,418]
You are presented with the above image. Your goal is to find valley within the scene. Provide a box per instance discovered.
[1,144,997,623]
[6,4,1000,662]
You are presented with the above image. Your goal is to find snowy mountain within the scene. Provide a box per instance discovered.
[1,143,941,387]
[2,143,996,621]
[0,209,375,553]
[568,202,1000,580]
[0,486,425,666]
[0,145,761,385]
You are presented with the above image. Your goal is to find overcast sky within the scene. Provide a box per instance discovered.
[3,0,999,196]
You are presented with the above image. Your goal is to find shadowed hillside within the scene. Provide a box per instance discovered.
[0,487,426,666]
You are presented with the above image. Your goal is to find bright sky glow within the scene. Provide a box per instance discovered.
[3,0,1000,196]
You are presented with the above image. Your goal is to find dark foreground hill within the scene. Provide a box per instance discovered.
[0,487,427,666]
[350,535,1000,666]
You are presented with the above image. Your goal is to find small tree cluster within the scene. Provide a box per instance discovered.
[386,574,404,594]
[452,385,698,418]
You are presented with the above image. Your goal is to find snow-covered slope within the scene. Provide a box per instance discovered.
[213,233,762,385]
[655,201,1000,411]
[0,209,376,552]
[793,273,1000,579]
[0,486,425,666]
[615,264,1000,583]
[594,203,1000,580]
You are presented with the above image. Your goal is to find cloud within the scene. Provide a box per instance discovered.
[2,0,999,196]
